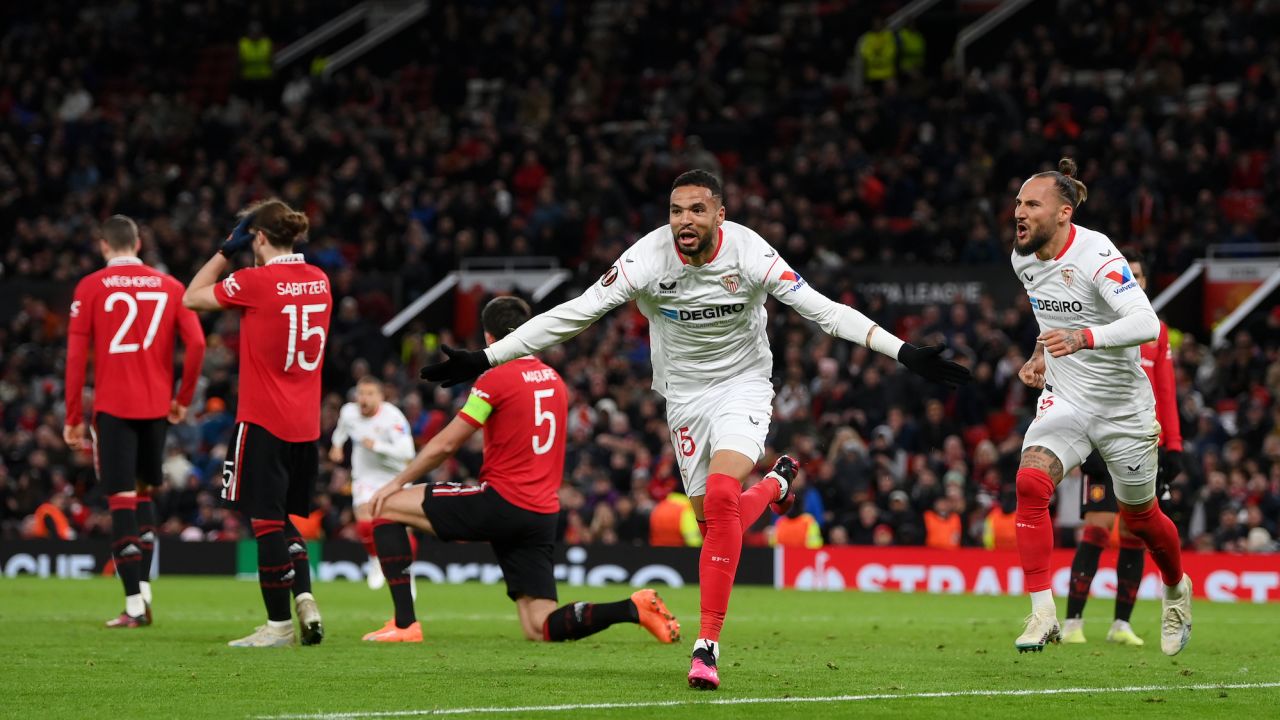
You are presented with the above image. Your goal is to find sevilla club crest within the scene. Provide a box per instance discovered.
[720,274,741,293]
[1060,268,1074,288]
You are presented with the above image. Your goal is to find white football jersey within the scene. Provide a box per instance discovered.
[1012,224,1155,417]
[331,401,416,485]
[488,221,890,401]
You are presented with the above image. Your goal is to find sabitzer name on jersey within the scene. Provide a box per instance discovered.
[1029,296,1084,313]
[659,303,746,322]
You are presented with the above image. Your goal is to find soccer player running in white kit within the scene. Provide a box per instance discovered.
[421,170,970,689]
[328,377,420,640]
[1010,158,1191,655]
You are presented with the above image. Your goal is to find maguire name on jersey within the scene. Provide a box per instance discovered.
[1012,224,1155,417]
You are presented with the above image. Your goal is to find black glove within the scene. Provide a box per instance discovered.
[419,344,492,387]
[897,343,971,386]
[1158,449,1184,485]
[220,213,257,258]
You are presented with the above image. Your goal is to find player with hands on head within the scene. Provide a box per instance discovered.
[421,170,969,690]
[185,199,332,648]
[1010,158,1190,656]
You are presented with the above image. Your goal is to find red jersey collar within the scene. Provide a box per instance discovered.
[1052,224,1077,261]
[672,227,724,266]
[266,253,306,265]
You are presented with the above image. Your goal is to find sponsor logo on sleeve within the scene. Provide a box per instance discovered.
[222,274,241,297]
[1105,266,1138,294]
[778,270,806,293]
[600,266,619,287]
[70,300,81,318]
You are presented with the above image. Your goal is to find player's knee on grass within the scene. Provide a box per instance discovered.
[518,597,555,641]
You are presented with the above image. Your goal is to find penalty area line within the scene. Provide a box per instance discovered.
[257,681,1280,719]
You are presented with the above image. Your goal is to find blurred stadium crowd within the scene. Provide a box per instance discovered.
[1,1,1278,552]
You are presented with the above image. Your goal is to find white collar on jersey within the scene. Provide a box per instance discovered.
[106,257,143,266]
[266,253,305,265]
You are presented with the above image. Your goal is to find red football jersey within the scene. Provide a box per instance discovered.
[66,257,206,423]
[459,357,567,513]
[213,254,331,442]
[1140,321,1183,452]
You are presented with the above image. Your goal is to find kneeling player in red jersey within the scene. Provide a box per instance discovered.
[369,297,680,645]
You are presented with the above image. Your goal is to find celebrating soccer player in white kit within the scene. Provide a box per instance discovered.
[329,377,416,600]
[421,170,970,689]
[1010,158,1191,656]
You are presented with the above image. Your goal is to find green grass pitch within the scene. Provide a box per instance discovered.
[1,577,1276,718]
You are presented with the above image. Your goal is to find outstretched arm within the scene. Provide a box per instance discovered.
[422,259,643,386]
[772,275,970,386]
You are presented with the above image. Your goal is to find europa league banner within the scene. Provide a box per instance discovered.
[839,266,1025,311]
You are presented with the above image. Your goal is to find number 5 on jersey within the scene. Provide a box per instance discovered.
[532,388,556,455]
[281,303,327,371]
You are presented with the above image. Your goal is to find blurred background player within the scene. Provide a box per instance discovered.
[419,170,969,689]
[1011,159,1190,656]
[1062,257,1185,646]
[328,376,417,608]
[183,199,332,648]
[64,215,206,627]
[370,297,681,645]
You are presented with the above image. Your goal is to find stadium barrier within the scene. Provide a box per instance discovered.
[776,546,1280,603]
[3,540,1275,602]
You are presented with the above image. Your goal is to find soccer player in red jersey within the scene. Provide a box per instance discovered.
[1061,258,1185,646]
[184,199,332,648]
[368,297,681,645]
[64,215,206,628]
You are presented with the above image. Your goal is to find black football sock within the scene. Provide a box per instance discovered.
[1066,540,1104,620]
[373,521,416,628]
[252,520,294,622]
[283,520,313,597]
[135,496,158,577]
[1115,546,1145,623]
[542,599,640,641]
[108,495,143,601]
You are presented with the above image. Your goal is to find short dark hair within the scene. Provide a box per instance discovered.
[101,215,139,251]
[482,296,532,341]
[671,169,723,200]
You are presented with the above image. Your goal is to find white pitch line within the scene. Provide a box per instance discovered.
[257,681,1280,719]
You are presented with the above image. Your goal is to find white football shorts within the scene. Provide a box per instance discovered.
[352,475,405,508]
[665,376,774,498]
[1023,389,1161,504]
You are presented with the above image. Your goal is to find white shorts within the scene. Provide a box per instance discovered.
[665,377,774,497]
[352,476,404,508]
[1023,390,1161,505]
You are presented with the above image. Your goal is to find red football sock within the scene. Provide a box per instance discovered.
[1119,504,1183,586]
[739,477,780,532]
[698,473,742,642]
[1015,467,1056,593]
[357,519,377,558]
